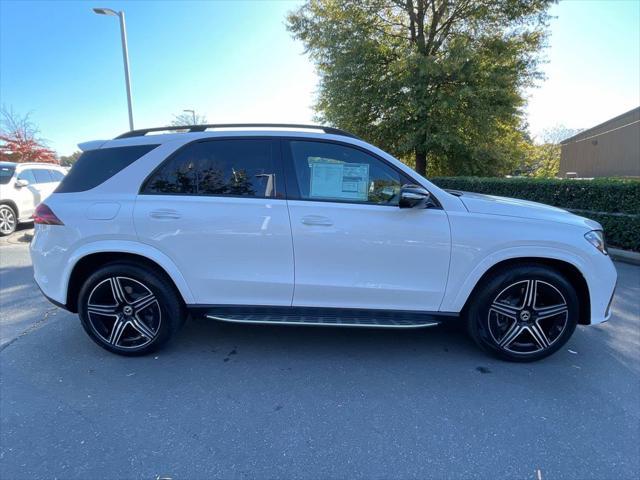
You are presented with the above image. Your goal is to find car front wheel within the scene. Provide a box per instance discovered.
[467,264,579,362]
[0,204,17,236]
[78,262,185,356]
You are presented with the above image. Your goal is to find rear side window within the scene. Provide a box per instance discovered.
[141,139,283,198]
[56,144,158,193]
[33,169,52,183]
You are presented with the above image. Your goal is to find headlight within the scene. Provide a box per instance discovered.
[585,230,608,255]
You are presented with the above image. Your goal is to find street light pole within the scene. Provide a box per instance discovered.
[118,12,134,131]
[183,109,196,124]
[93,7,134,131]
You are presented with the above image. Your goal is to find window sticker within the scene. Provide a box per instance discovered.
[309,160,369,201]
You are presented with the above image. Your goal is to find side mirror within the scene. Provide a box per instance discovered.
[15,179,29,188]
[399,184,433,209]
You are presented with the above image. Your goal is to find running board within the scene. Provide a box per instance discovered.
[201,306,453,329]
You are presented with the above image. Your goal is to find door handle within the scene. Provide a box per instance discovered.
[301,215,333,226]
[150,209,181,220]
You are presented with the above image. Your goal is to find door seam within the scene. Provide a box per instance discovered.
[285,198,296,307]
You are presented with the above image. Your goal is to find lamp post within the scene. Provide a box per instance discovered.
[93,7,134,131]
[183,109,196,124]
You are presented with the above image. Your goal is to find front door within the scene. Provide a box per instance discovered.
[134,138,294,306]
[15,168,42,219]
[284,139,451,312]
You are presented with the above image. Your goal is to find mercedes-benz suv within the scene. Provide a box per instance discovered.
[30,124,617,361]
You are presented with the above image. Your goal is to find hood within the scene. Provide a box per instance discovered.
[457,191,601,230]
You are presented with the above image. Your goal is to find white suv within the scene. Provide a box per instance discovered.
[29,124,617,361]
[0,161,67,235]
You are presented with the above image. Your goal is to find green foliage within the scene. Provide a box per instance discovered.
[516,143,560,178]
[287,0,553,176]
[432,176,640,250]
[431,177,640,213]
[584,213,640,253]
[59,151,81,167]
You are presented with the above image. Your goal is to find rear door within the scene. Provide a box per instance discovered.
[31,168,57,201]
[48,168,66,186]
[283,139,451,312]
[134,138,294,306]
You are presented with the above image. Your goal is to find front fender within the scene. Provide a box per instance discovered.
[441,245,592,313]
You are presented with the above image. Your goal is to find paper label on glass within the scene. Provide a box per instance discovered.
[309,161,369,201]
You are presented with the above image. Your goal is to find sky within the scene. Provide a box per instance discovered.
[0,0,638,155]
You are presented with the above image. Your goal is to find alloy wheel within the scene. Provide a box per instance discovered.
[487,279,569,355]
[86,276,161,349]
[0,206,16,235]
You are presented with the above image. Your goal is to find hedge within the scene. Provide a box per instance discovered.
[431,177,640,251]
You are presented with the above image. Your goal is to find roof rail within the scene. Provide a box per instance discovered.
[115,123,361,140]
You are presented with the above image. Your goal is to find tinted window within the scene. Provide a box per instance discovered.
[56,144,158,193]
[289,141,403,205]
[48,169,65,181]
[0,166,15,185]
[33,169,52,183]
[17,169,36,184]
[143,139,282,198]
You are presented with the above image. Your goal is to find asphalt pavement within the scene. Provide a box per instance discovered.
[1,226,639,480]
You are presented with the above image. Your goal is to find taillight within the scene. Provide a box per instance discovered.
[32,203,64,225]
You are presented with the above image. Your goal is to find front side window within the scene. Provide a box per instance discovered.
[143,139,282,198]
[17,169,36,184]
[289,141,404,205]
[32,169,52,184]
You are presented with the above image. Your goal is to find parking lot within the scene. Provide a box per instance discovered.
[1,226,639,480]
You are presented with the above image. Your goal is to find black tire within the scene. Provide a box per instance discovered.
[78,262,185,356]
[0,204,17,236]
[467,264,579,362]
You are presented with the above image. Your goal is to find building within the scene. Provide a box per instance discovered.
[560,106,640,178]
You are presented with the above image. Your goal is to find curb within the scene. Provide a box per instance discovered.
[609,248,640,266]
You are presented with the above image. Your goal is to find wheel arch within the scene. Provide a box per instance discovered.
[65,247,195,313]
[0,199,19,218]
[461,257,591,325]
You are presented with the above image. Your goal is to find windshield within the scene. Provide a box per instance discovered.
[0,165,16,184]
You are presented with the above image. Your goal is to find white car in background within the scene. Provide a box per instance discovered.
[0,161,67,235]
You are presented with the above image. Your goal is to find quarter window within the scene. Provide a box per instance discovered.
[142,139,283,198]
[288,141,404,205]
[48,169,65,181]
[56,144,158,193]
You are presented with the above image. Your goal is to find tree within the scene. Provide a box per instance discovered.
[516,125,583,178]
[170,112,208,126]
[59,151,82,167]
[287,0,553,176]
[0,106,58,164]
[540,124,583,144]
[514,142,559,177]
[529,143,559,178]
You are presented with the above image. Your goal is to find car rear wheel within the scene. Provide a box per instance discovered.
[467,264,579,362]
[78,262,185,356]
[0,205,17,236]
